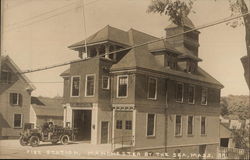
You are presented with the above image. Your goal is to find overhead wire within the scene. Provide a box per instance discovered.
[4,0,100,32]
[17,12,250,75]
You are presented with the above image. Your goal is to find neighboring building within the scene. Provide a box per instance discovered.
[61,17,223,157]
[0,56,35,139]
[30,97,64,128]
[219,123,235,148]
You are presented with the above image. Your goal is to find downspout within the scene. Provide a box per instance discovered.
[165,79,168,152]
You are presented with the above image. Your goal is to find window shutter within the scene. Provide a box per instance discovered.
[19,94,23,107]
[9,93,13,105]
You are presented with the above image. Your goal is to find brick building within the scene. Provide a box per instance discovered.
[61,17,223,157]
[0,56,35,139]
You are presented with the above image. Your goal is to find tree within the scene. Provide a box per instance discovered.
[147,0,250,88]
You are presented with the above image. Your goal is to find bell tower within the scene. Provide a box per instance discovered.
[165,16,200,57]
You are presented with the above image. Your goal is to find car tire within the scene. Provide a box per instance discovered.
[19,136,28,146]
[61,135,69,145]
[30,136,40,147]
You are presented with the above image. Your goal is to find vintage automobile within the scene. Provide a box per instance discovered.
[19,122,77,147]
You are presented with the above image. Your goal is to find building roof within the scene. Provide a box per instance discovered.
[31,97,63,117]
[69,25,131,49]
[65,24,223,88]
[0,55,36,90]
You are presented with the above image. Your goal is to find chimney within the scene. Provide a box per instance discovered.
[165,16,200,57]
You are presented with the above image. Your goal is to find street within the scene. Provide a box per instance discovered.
[0,140,165,159]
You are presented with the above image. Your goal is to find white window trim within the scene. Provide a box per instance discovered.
[13,113,23,128]
[147,77,158,100]
[146,113,156,137]
[70,76,81,97]
[187,115,194,136]
[102,76,110,90]
[85,74,96,97]
[188,85,195,104]
[201,88,208,105]
[176,82,184,103]
[174,115,182,137]
[200,116,206,136]
[116,75,128,98]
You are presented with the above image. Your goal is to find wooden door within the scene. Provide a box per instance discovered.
[101,121,109,144]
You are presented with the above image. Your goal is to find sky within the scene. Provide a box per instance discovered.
[2,0,249,97]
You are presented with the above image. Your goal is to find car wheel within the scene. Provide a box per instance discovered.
[61,135,69,145]
[19,136,28,146]
[30,136,40,147]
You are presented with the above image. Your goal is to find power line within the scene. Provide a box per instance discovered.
[4,0,100,32]
[19,12,249,74]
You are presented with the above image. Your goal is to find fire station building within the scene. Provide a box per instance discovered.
[60,17,223,156]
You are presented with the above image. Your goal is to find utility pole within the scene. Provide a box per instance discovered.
[0,0,3,79]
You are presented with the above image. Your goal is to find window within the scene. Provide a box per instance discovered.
[147,114,156,136]
[188,85,195,104]
[201,116,206,135]
[187,116,194,135]
[102,76,110,89]
[85,75,95,97]
[117,75,128,98]
[14,114,22,128]
[125,120,132,130]
[201,88,208,105]
[148,78,157,99]
[175,115,182,136]
[116,120,122,129]
[9,93,22,106]
[176,83,184,102]
[1,71,11,83]
[71,76,80,97]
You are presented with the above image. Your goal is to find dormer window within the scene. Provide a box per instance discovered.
[187,61,197,73]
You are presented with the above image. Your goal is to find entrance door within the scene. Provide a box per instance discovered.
[101,121,109,144]
[73,110,92,141]
[199,145,206,159]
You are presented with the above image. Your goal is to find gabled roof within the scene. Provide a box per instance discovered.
[31,97,63,117]
[1,55,36,90]
[69,25,130,49]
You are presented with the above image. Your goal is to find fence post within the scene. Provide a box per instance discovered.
[121,136,123,149]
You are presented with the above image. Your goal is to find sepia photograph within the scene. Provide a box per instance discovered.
[0,0,249,159]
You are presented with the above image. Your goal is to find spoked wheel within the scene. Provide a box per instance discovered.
[61,135,69,145]
[29,136,40,147]
[19,136,28,146]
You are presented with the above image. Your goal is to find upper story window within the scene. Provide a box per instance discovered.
[175,115,182,136]
[200,116,206,135]
[187,62,197,73]
[188,85,195,104]
[148,77,157,100]
[14,114,22,128]
[146,113,156,137]
[85,74,95,97]
[10,93,22,106]
[176,83,184,103]
[117,75,128,98]
[102,76,110,90]
[187,116,194,135]
[1,71,11,84]
[201,88,208,105]
[116,120,122,129]
[71,76,80,97]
